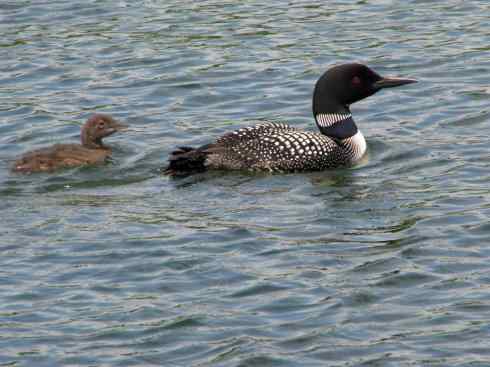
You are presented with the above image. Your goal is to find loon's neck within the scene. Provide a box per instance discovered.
[313,106,366,162]
[314,108,358,140]
[312,86,358,139]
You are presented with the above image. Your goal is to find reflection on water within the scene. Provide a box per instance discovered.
[1,0,490,366]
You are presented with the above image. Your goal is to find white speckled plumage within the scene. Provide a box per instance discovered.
[204,122,364,172]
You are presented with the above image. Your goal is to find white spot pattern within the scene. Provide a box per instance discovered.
[206,121,366,172]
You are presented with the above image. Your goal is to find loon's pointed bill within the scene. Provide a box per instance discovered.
[164,63,417,176]
[373,76,417,89]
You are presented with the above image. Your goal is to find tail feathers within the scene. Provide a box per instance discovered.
[163,146,209,176]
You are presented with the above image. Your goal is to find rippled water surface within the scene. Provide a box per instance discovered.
[2,1,490,366]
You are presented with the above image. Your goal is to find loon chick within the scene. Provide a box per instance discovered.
[164,63,416,176]
[12,114,128,173]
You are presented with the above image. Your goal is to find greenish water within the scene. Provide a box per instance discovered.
[2,1,490,366]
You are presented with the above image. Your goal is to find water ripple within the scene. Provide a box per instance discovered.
[2,0,490,366]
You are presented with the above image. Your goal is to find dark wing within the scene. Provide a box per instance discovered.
[163,123,297,176]
[206,128,342,172]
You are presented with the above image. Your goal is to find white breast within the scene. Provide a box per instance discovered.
[345,130,367,162]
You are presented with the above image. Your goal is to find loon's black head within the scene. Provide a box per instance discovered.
[313,63,416,115]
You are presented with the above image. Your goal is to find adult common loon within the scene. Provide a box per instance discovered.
[164,63,416,176]
[12,114,128,173]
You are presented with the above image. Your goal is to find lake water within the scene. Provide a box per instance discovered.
[1,1,490,366]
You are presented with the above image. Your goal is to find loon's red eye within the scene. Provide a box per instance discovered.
[352,76,361,86]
